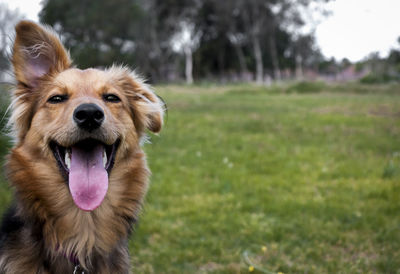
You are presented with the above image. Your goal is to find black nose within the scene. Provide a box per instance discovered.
[73,103,104,132]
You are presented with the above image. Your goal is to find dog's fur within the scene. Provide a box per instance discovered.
[0,21,164,273]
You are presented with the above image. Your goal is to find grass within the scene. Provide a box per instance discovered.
[1,83,400,273]
[0,87,11,209]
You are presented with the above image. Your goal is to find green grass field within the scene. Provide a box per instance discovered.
[1,83,400,273]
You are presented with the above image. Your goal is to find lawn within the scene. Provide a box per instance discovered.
[1,83,400,273]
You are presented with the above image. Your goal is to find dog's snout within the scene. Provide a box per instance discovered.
[73,103,104,132]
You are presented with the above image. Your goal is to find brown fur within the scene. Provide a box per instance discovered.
[0,21,163,273]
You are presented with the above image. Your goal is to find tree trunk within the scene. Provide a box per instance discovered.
[233,43,248,79]
[252,35,263,84]
[295,54,303,80]
[269,34,281,81]
[217,46,225,78]
[184,45,193,84]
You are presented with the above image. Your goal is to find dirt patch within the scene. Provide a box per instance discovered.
[313,106,357,116]
[314,105,400,118]
[198,262,241,273]
[198,262,224,272]
[368,105,400,118]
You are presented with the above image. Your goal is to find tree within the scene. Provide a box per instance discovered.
[387,37,400,75]
[172,21,201,84]
[40,0,203,82]
[156,0,203,83]
[202,0,332,83]
[39,0,332,83]
[40,0,144,67]
[239,0,271,84]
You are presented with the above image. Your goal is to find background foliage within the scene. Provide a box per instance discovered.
[38,0,330,83]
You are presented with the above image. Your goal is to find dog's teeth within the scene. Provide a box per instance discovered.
[65,150,71,169]
[103,150,107,168]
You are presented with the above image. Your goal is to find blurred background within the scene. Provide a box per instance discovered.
[0,0,400,84]
[0,0,400,273]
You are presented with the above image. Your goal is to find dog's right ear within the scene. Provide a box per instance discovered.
[12,20,71,88]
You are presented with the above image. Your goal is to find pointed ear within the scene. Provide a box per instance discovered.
[12,20,71,88]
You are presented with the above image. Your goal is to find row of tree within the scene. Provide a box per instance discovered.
[356,42,400,83]
[7,1,398,85]
[38,0,331,83]
[2,1,400,85]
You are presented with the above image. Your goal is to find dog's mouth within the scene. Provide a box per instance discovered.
[50,139,120,211]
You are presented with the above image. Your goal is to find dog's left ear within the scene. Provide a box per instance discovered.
[12,20,71,88]
[119,73,164,134]
[132,84,164,133]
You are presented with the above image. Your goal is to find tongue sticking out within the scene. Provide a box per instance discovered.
[69,144,108,211]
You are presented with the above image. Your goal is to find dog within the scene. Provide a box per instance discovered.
[0,20,164,273]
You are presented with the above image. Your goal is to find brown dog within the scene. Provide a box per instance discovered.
[0,21,163,273]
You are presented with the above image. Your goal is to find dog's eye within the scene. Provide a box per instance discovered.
[103,94,121,103]
[47,95,68,104]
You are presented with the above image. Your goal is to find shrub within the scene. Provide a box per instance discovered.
[360,74,399,84]
[286,81,326,94]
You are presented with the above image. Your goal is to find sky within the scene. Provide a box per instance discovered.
[315,0,400,61]
[1,0,400,62]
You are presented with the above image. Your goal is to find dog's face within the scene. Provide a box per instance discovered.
[10,21,163,212]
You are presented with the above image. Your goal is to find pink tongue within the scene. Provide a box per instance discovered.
[69,144,108,211]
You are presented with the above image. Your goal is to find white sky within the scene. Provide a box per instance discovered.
[316,0,400,62]
[1,0,400,62]
[1,0,41,21]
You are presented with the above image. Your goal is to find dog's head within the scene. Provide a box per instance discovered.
[10,21,164,211]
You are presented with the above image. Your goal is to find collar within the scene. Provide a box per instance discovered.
[73,264,86,274]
